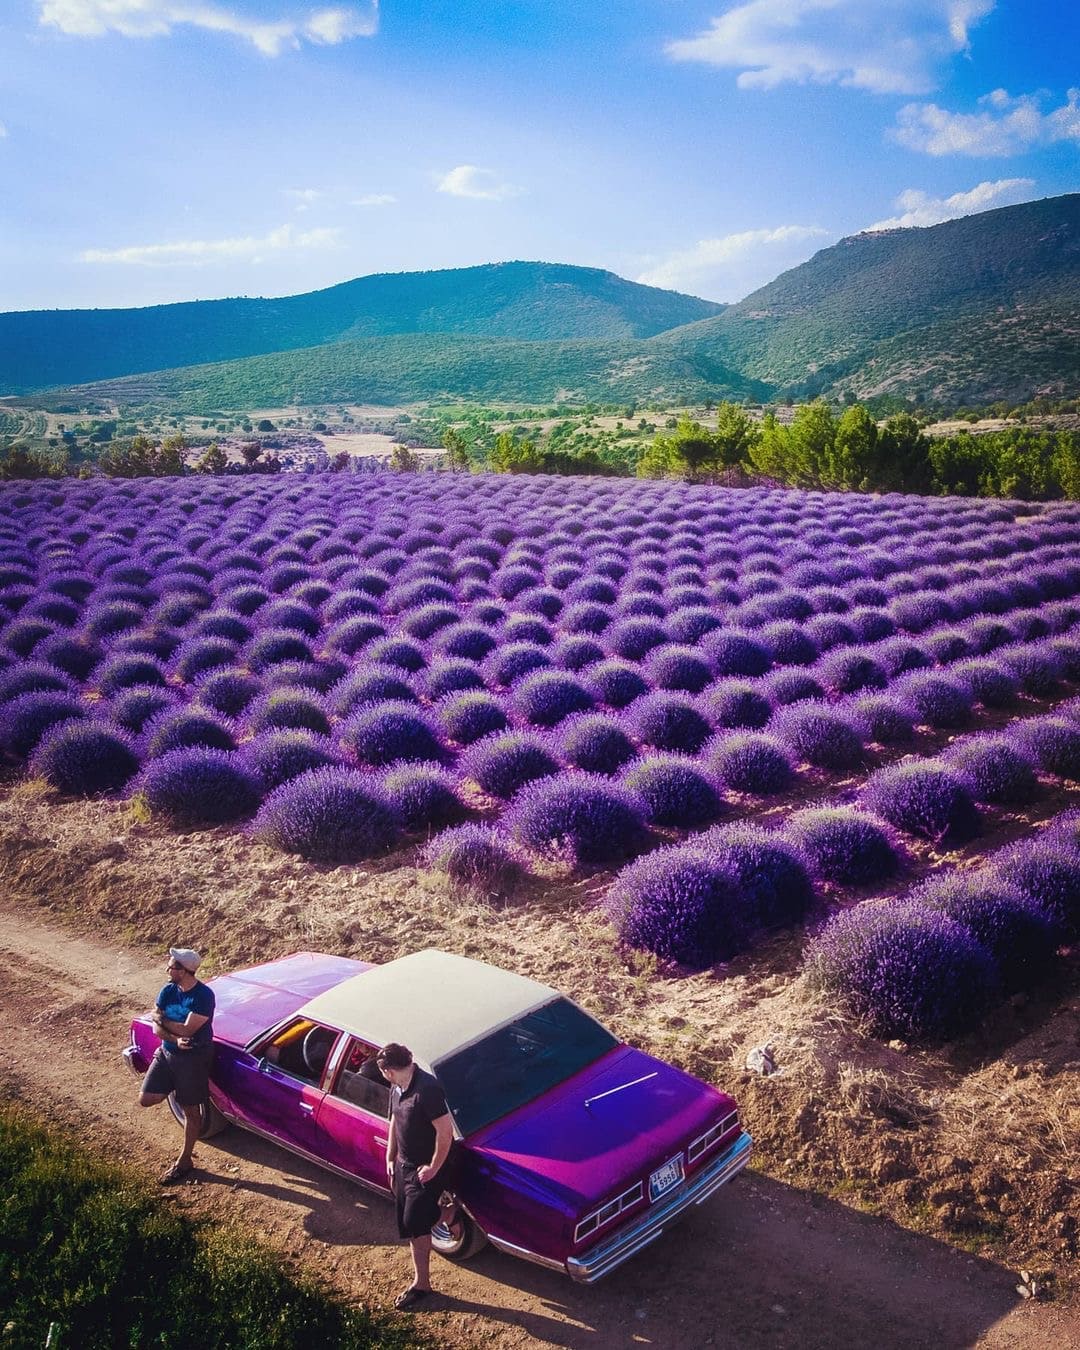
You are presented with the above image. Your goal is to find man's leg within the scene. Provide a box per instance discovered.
[175,1102,202,1172]
[409,1234,432,1292]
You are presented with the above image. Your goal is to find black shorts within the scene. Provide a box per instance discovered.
[393,1161,448,1240]
[142,1044,213,1107]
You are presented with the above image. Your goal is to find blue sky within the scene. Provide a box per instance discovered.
[1,1,1077,311]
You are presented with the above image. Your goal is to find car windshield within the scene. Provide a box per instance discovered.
[435,997,618,1136]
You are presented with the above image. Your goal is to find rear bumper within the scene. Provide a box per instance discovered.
[565,1128,753,1284]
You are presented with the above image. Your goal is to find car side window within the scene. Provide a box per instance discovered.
[261,1018,339,1085]
[330,1038,391,1118]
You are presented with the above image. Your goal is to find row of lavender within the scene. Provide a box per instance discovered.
[2,473,1079,1039]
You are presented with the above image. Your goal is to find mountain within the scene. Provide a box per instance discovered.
[655,192,1080,403]
[9,194,1078,411]
[0,261,725,394]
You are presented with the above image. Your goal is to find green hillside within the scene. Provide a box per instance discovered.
[0,261,724,394]
[656,193,1080,402]
[58,330,768,412]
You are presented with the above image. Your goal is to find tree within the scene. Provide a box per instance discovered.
[239,442,262,467]
[829,405,878,490]
[195,441,228,474]
[390,443,419,472]
[489,432,540,473]
[441,426,470,472]
[712,402,758,469]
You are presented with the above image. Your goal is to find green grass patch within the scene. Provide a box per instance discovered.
[0,1104,422,1350]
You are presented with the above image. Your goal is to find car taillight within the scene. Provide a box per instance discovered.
[573,1181,645,1244]
[687,1109,739,1165]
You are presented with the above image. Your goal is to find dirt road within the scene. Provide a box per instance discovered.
[2,905,1075,1349]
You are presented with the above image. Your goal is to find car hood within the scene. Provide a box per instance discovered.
[470,1046,732,1208]
[208,953,367,1048]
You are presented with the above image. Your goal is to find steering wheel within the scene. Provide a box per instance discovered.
[302,1026,333,1077]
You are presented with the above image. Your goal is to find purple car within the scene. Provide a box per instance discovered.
[123,949,751,1282]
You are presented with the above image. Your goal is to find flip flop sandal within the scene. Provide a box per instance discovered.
[160,1162,194,1185]
[394,1287,431,1311]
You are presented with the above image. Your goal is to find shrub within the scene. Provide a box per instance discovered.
[552,636,605,671]
[666,606,722,645]
[250,767,400,862]
[1008,717,1080,780]
[83,600,146,639]
[1000,645,1064,698]
[505,775,648,867]
[953,658,1018,708]
[110,686,181,735]
[381,764,469,832]
[914,872,1057,993]
[770,702,865,771]
[91,654,168,696]
[422,659,486,700]
[606,617,669,661]
[763,669,825,706]
[512,670,594,727]
[697,823,815,928]
[707,732,795,795]
[33,634,101,681]
[628,692,712,753]
[862,761,980,844]
[247,692,332,738]
[875,637,933,676]
[192,610,254,644]
[702,630,771,677]
[562,602,613,635]
[246,629,314,671]
[587,659,649,709]
[924,628,971,664]
[943,735,1039,805]
[342,701,444,767]
[258,599,320,637]
[992,841,1080,941]
[965,617,1015,653]
[144,708,236,758]
[605,847,752,968]
[194,668,261,717]
[329,665,416,715]
[621,755,724,829]
[241,730,341,791]
[29,719,140,797]
[2,617,58,657]
[847,607,895,642]
[701,680,772,730]
[559,713,637,775]
[322,617,386,658]
[365,636,427,674]
[434,623,497,662]
[0,691,87,760]
[895,672,973,728]
[818,648,888,696]
[483,642,551,688]
[785,807,901,885]
[461,730,560,799]
[803,614,856,651]
[804,901,998,1040]
[437,690,509,745]
[421,823,527,902]
[0,662,75,702]
[852,695,916,745]
[761,622,819,667]
[646,645,713,693]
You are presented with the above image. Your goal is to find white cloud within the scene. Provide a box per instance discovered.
[0,122,7,138]
[637,224,832,301]
[80,223,341,266]
[283,187,324,212]
[864,178,1036,230]
[352,192,397,207]
[435,165,523,202]
[665,0,994,95]
[37,1,378,57]
[893,87,1080,155]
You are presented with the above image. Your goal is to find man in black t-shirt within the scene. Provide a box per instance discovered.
[377,1042,456,1311]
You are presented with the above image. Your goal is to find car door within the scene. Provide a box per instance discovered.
[316,1037,392,1192]
[231,1016,340,1156]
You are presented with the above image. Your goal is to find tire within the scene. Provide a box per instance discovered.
[431,1208,488,1262]
[166,1093,228,1139]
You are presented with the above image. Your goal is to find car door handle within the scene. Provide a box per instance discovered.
[374,1137,388,1146]
[298,1102,315,1114]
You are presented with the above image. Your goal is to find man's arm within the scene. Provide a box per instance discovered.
[385,1115,398,1183]
[418,1113,452,1184]
[152,1010,210,1039]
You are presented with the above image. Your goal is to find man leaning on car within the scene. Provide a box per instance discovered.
[378,1041,458,1311]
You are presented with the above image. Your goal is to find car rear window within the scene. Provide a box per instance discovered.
[436,997,618,1136]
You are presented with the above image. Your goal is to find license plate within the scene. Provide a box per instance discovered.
[649,1155,684,1202]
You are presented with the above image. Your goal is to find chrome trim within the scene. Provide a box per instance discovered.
[219,1111,393,1198]
[566,1129,753,1284]
[485,1233,568,1273]
[121,1045,144,1077]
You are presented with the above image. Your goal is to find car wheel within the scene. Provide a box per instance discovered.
[431,1208,488,1262]
[166,1093,228,1139]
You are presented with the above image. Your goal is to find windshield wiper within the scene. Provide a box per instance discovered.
[584,1072,658,1110]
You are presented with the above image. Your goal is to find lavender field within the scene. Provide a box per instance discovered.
[3,472,1079,1042]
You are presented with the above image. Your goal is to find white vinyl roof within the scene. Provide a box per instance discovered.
[298,949,559,1068]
